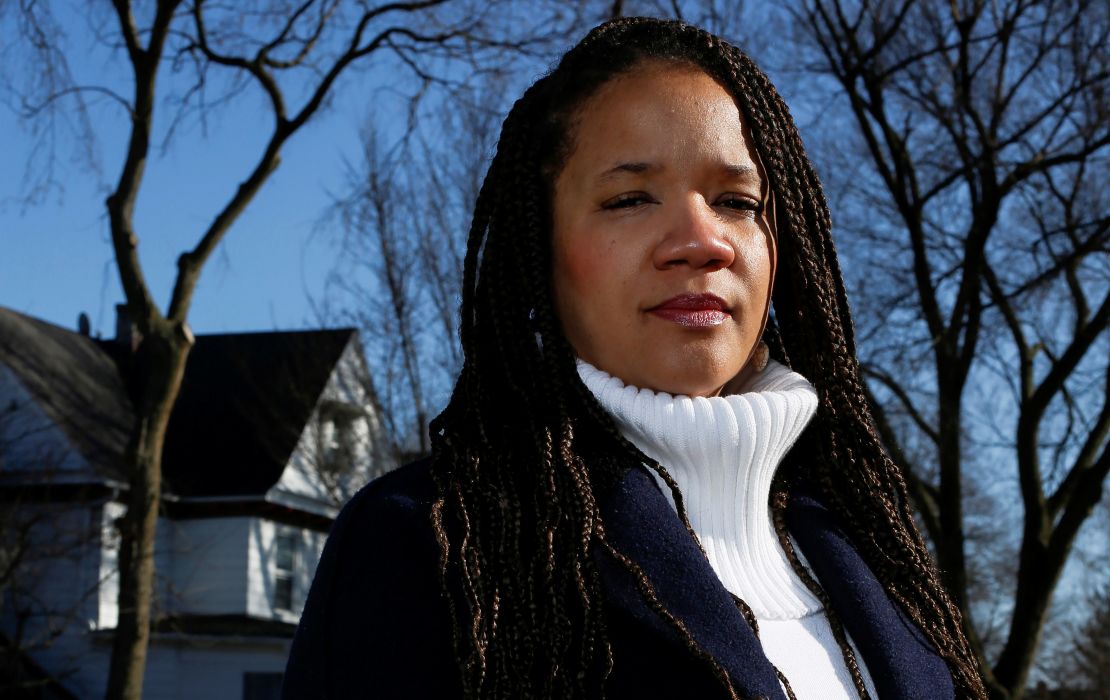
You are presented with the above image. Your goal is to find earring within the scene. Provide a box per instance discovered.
[752,342,769,372]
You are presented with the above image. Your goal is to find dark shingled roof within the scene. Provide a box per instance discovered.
[157,328,354,497]
[0,307,355,498]
[0,308,133,480]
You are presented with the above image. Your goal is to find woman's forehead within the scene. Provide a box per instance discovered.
[560,66,761,183]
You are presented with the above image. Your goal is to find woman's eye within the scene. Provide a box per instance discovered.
[601,193,655,210]
[715,195,764,214]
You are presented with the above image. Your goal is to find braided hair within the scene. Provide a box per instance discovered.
[429,17,986,699]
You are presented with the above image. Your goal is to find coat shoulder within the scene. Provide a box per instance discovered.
[306,457,442,581]
[282,458,460,699]
[344,457,439,523]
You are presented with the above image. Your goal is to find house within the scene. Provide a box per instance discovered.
[0,305,394,699]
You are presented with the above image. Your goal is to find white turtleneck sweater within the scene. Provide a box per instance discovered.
[578,359,878,699]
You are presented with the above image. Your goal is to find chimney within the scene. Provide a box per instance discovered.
[77,312,91,336]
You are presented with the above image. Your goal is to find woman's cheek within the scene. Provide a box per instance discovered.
[561,234,614,295]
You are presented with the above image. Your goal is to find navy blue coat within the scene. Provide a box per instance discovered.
[282,459,955,699]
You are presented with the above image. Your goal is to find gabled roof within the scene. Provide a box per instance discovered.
[0,307,356,499]
[0,308,133,480]
[157,329,354,497]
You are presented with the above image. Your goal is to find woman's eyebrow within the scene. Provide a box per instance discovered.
[595,161,659,182]
[721,163,760,181]
[593,161,760,183]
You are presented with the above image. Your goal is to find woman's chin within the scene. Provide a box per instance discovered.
[637,366,743,398]
[578,348,746,398]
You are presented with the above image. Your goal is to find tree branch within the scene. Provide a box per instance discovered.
[1027,292,1110,427]
[106,0,185,329]
[1048,367,1110,516]
[169,4,470,322]
[109,0,143,67]
[861,364,941,446]
[20,84,134,121]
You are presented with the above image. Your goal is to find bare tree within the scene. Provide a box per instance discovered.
[0,1,566,697]
[788,1,1110,697]
[330,134,437,458]
[323,69,539,460]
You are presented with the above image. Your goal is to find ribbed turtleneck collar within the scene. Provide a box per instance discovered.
[577,359,822,620]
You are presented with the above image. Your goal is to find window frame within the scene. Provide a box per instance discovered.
[272,528,298,613]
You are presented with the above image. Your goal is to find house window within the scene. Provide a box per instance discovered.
[317,400,363,475]
[243,672,283,700]
[273,530,297,612]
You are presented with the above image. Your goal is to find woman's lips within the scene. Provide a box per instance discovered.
[647,293,730,328]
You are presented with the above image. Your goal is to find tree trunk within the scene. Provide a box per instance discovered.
[993,554,1055,700]
[104,326,191,700]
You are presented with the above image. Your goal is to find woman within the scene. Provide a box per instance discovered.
[283,17,986,699]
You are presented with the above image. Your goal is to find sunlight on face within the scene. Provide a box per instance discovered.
[552,63,776,397]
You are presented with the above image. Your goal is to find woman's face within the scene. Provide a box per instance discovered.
[552,63,776,397]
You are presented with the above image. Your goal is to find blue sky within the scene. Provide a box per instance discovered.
[1,109,349,337]
[0,10,416,339]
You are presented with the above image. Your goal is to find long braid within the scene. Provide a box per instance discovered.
[721,40,986,700]
[430,16,986,699]
[678,26,987,696]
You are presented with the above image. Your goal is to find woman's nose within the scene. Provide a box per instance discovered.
[652,198,736,271]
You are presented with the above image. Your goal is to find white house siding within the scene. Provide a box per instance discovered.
[129,639,288,700]
[0,364,91,475]
[167,517,251,616]
[24,634,108,697]
[5,501,324,697]
[23,631,105,696]
[21,635,291,700]
[270,338,392,510]
[19,513,293,698]
[0,501,107,695]
[96,500,125,629]
[95,507,238,627]
[147,639,290,700]
[246,518,327,622]
[0,502,101,626]
[155,511,174,617]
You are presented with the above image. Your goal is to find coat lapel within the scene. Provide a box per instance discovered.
[595,467,956,699]
[786,492,956,700]
[596,465,787,699]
